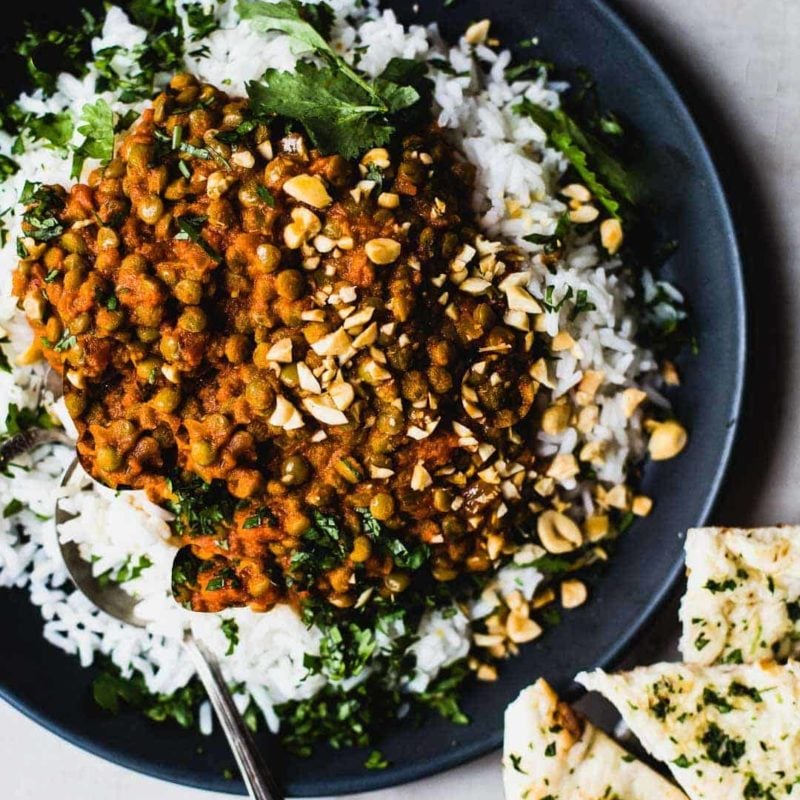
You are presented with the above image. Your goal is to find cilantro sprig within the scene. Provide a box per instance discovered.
[240,0,424,158]
[71,99,116,179]
[515,98,638,219]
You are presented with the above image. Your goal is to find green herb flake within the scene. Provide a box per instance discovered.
[704,578,737,593]
[52,329,77,353]
[3,498,24,518]
[241,0,422,159]
[220,618,240,656]
[509,753,527,773]
[364,750,390,770]
[701,722,746,767]
[256,185,276,207]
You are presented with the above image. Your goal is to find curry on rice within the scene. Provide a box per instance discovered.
[11,71,681,616]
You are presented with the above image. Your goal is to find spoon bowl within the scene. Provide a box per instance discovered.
[53,457,283,800]
[54,458,150,627]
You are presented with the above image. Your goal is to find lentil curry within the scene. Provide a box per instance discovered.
[12,73,683,618]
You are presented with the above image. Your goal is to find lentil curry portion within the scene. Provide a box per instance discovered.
[13,74,654,615]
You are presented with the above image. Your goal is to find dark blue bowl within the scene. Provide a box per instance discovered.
[0,0,745,795]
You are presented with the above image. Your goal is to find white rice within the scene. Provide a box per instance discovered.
[0,0,675,733]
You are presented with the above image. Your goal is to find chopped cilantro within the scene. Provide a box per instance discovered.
[701,722,746,766]
[92,660,204,728]
[704,578,737,593]
[175,214,221,261]
[71,99,116,179]
[729,681,762,703]
[702,687,733,713]
[3,498,24,518]
[185,2,220,40]
[724,648,744,664]
[694,631,711,651]
[220,618,240,656]
[364,750,390,770]
[52,329,77,353]
[256,185,276,207]
[515,99,637,219]
[242,507,277,529]
[509,753,527,773]
[166,474,237,537]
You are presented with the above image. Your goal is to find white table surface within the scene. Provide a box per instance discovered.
[4,1,800,797]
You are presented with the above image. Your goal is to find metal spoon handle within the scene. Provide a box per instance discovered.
[183,631,284,800]
[0,428,71,471]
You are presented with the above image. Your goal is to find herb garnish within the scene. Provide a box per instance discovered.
[92,659,205,728]
[166,474,237,537]
[220,618,240,656]
[515,98,637,219]
[71,99,116,179]
[240,0,424,158]
[701,722,746,767]
[175,214,221,261]
[289,511,350,587]
[364,750,389,770]
[19,182,65,243]
[3,498,24,518]
[357,508,429,571]
[256,185,276,207]
[704,578,737,593]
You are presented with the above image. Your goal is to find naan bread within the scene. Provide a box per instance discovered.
[680,526,800,664]
[503,678,687,800]
[578,661,800,800]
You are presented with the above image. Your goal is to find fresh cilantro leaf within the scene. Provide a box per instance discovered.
[175,214,221,261]
[701,722,746,767]
[3,498,24,518]
[529,555,574,574]
[26,112,74,151]
[92,659,205,728]
[3,402,56,437]
[704,578,737,593]
[570,288,597,320]
[515,99,637,218]
[20,183,65,243]
[237,0,334,58]
[256,185,276,206]
[220,618,240,656]
[724,648,744,664]
[599,112,624,136]
[241,0,420,157]
[0,154,18,178]
[53,329,77,353]
[248,64,394,160]
[364,750,389,770]
[0,337,11,374]
[185,2,220,39]
[242,506,277,529]
[71,98,116,179]
[506,59,554,82]
[509,753,526,773]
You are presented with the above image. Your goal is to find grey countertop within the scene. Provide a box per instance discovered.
[3,1,799,797]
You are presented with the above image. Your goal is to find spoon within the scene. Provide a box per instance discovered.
[55,458,284,800]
